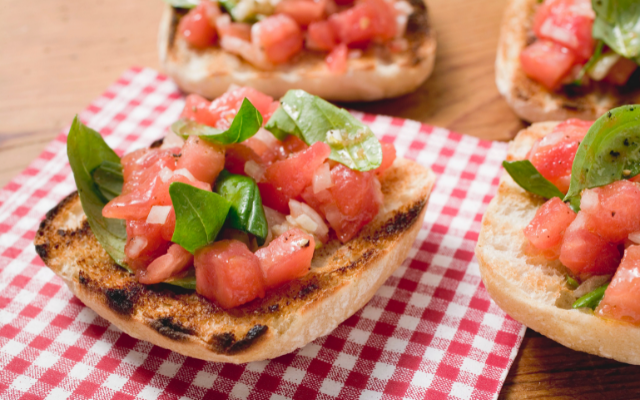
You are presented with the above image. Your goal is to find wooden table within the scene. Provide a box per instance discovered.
[2,0,639,397]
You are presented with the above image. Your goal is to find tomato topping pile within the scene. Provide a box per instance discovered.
[178,0,405,71]
[597,245,640,323]
[102,86,393,309]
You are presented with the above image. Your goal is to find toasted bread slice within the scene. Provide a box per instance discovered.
[496,0,640,123]
[34,157,435,364]
[475,122,640,365]
[158,0,436,102]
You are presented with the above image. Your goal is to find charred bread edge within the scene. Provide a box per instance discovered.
[35,157,436,364]
[158,0,436,102]
[496,0,633,123]
[475,122,640,365]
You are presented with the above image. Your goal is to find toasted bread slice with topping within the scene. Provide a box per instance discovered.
[475,122,640,365]
[34,157,435,364]
[496,0,640,123]
[158,0,436,102]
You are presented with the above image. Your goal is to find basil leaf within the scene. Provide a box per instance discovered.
[572,283,610,309]
[565,105,640,210]
[502,160,565,200]
[169,182,231,253]
[265,90,382,171]
[67,116,129,271]
[164,270,197,290]
[215,170,268,245]
[163,0,199,8]
[92,160,123,202]
[592,0,640,61]
[172,98,262,145]
[573,40,604,85]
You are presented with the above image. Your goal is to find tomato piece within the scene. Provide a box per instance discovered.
[581,181,640,243]
[253,15,304,64]
[215,14,251,41]
[259,142,331,213]
[559,213,622,279]
[176,136,225,184]
[524,197,576,257]
[282,136,309,155]
[326,43,348,73]
[373,142,397,175]
[180,94,218,127]
[125,220,172,271]
[275,0,326,26]
[194,240,265,309]
[597,245,640,323]
[137,244,193,284]
[520,40,577,90]
[533,0,595,61]
[328,0,396,46]
[178,1,219,49]
[121,148,179,194]
[307,20,338,51]
[604,57,638,86]
[527,118,591,193]
[255,228,314,289]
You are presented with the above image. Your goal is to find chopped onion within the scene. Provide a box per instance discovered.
[146,205,172,225]
[127,236,148,259]
[174,168,196,182]
[244,160,265,181]
[159,167,173,183]
[580,189,599,212]
[160,130,185,150]
[540,19,579,48]
[254,128,280,149]
[295,214,318,232]
[394,0,412,38]
[299,202,329,237]
[573,275,611,298]
[264,206,286,226]
[588,52,621,81]
[313,162,333,194]
[324,204,342,229]
[372,177,384,206]
[348,49,363,59]
[629,231,640,244]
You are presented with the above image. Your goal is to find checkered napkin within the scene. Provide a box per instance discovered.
[0,67,525,400]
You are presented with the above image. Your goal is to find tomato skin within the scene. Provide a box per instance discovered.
[524,197,576,256]
[255,228,314,289]
[180,94,219,127]
[597,245,640,323]
[328,0,396,46]
[527,118,591,193]
[520,40,576,90]
[178,1,219,49]
[276,0,326,26]
[125,220,172,271]
[533,0,594,61]
[373,142,397,175]
[194,240,265,309]
[254,15,304,64]
[582,181,640,243]
[326,43,348,73]
[176,136,225,184]
[307,20,338,51]
[137,244,193,284]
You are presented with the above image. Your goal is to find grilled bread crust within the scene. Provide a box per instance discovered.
[496,0,640,123]
[158,0,436,102]
[34,157,435,364]
[475,123,640,365]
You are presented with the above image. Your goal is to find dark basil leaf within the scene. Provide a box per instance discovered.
[572,283,610,309]
[502,160,565,200]
[92,160,123,202]
[67,116,130,271]
[265,90,382,171]
[592,0,640,61]
[169,182,231,253]
[171,98,262,145]
[163,0,199,8]
[215,170,268,245]
[565,105,640,210]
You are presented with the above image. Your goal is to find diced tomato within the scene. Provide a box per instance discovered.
[533,0,595,61]
[597,245,640,323]
[194,240,265,309]
[180,94,218,127]
[329,0,396,46]
[326,43,348,73]
[255,228,314,289]
[604,57,638,86]
[307,20,338,51]
[178,1,220,49]
[215,14,251,42]
[259,142,331,213]
[559,213,622,279]
[527,118,591,193]
[282,136,309,154]
[520,40,577,90]
[373,142,397,175]
[276,0,326,26]
[137,244,193,284]
[121,148,179,194]
[253,15,304,64]
[176,136,225,184]
[524,197,576,258]
[581,181,640,243]
[124,220,172,271]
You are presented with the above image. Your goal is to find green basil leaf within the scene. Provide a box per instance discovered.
[163,0,199,8]
[92,160,123,202]
[67,116,130,271]
[215,170,268,245]
[171,98,262,145]
[164,270,197,290]
[592,0,640,60]
[565,105,640,210]
[572,282,610,309]
[572,40,604,85]
[169,182,231,253]
[265,90,382,171]
[502,160,565,200]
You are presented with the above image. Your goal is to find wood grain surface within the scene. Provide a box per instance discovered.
[1,0,638,398]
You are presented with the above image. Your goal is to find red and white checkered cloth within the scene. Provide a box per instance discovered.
[0,67,525,400]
